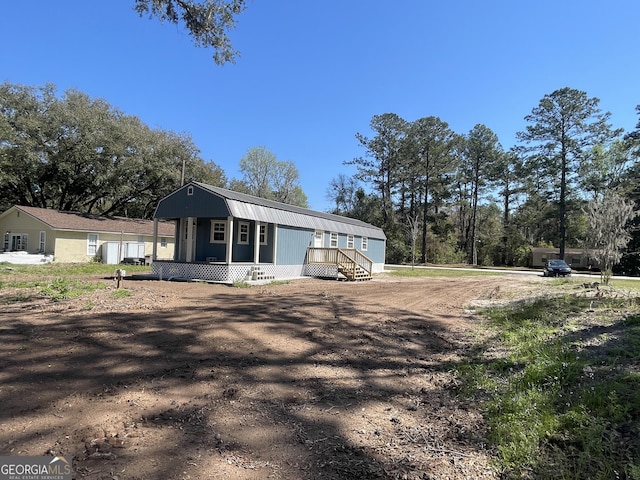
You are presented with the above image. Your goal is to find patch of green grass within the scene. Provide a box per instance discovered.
[456,292,640,479]
[38,277,105,301]
[386,266,504,278]
[112,288,132,298]
[0,263,151,278]
[266,280,291,286]
[232,280,251,288]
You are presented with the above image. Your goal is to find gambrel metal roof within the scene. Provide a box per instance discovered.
[159,182,386,240]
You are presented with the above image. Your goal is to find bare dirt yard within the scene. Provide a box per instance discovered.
[0,272,549,479]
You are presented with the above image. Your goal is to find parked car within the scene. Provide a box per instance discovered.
[543,259,572,277]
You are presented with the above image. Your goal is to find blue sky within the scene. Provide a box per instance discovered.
[2,1,639,211]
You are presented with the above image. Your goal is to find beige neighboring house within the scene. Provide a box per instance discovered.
[0,205,175,264]
[530,246,599,269]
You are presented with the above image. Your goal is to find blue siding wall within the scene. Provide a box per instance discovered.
[260,224,274,263]
[156,185,229,219]
[278,227,386,265]
[276,226,315,265]
[195,218,226,261]
[364,237,385,264]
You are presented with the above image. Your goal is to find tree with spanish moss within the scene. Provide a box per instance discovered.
[517,87,622,261]
[584,191,637,285]
[134,0,247,64]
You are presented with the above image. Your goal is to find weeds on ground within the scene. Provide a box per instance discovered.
[0,263,151,278]
[456,291,640,479]
[39,278,105,301]
[387,266,504,278]
[112,288,132,299]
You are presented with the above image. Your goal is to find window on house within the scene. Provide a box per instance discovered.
[361,237,368,251]
[187,186,194,195]
[87,234,98,256]
[210,221,226,243]
[238,222,250,245]
[39,231,45,252]
[330,232,338,248]
[160,237,167,248]
[2,232,8,252]
[12,234,28,251]
[259,225,267,245]
[347,235,354,249]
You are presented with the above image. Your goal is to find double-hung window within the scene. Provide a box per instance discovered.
[259,225,267,245]
[361,237,368,251]
[87,234,98,256]
[330,232,338,248]
[347,235,354,249]
[238,222,250,245]
[210,221,226,243]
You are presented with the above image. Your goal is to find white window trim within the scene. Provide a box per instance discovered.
[330,232,338,248]
[238,221,250,245]
[187,186,194,195]
[347,234,354,249]
[39,231,46,252]
[259,224,267,245]
[361,236,368,251]
[210,220,227,244]
[87,234,98,256]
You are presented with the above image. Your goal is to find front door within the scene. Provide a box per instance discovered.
[314,230,324,248]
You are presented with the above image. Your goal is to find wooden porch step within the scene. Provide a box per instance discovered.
[337,263,372,281]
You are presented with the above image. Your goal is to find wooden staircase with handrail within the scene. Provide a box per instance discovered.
[307,247,373,281]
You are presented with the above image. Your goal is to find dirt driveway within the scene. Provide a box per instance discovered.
[0,272,546,479]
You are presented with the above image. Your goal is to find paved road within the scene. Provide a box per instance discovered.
[384,264,640,281]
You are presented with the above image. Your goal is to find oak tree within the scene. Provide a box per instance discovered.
[134,0,247,64]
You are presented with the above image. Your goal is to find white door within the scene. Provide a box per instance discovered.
[313,230,324,248]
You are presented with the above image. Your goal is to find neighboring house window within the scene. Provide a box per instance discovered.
[160,237,167,248]
[259,224,267,245]
[87,234,98,256]
[347,235,354,249]
[39,231,46,252]
[361,237,368,251]
[238,222,250,245]
[12,234,28,251]
[330,232,338,248]
[210,221,226,243]
[187,186,194,195]
[2,232,8,252]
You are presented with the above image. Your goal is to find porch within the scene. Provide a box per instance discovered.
[151,247,374,283]
[151,260,306,284]
[306,247,373,281]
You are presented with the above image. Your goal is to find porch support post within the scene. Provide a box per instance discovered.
[253,221,260,264]
[152,218,158,261]
[273,224,278,265]
[226,216,233,264]
[186,217,194,262]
